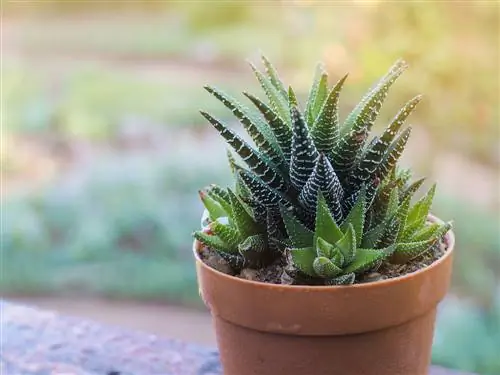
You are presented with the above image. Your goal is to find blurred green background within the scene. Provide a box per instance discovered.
[1,1,499,374]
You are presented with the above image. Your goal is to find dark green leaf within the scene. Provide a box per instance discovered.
[261,54,287,97]
[334,223,356,265]
[201,111,286,191]
[290,106,319,191]
[228,189,257,237]
[210,219,241,250]
[244,92,292,163]
[250,63,290,125]
[193,231,234,254]
[377,127,412,181]
[310,74,348,154]
[281,205,314,247]
[341,187,366,244]
[204,86,285,169]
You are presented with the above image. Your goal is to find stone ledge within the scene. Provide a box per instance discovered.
[0,301,474,375]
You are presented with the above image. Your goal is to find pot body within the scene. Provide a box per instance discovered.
[194,226,455,375]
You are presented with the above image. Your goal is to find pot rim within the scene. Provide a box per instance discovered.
[193,213,455,290]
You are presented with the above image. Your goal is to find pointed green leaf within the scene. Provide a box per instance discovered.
[377,127,412,181]
[261,54,287,97]
[244,92,292,162]
[316,236,335,258]
[362,221,387,249]
[313,256,342,278]
[200,111,286,190]
[386,186,400,219]
[315,192,343,245]
[412,221,452,243]
[209,219,241,250]
[290,247,316,276]
[199,189,227,220]
[250,63,290,125]
[238,169,293,208]
[407,184,436,226]
[207,185,232,216]
[311,71,329,124]
[305,64,327,125]
[299,154,343,222]
[193,231,234,254]
[311,74,348,154]
[395,195,412,241]
[411,222,441,242]
[400,177,426,202]
[343,248,390,274]
[334,60,408,174]
[281,205,314,247]
[290,106,320,190]
[234,173,252,201]
[288,86,299,107]
[204,86,284,169]
[391,239,435,264]
[383,95,422,143]
[376,217,401,249]
[352,95,422,184]
[342,59,408,134]
[341,187,366,244]
[401,219,424,243]
[228,189,257,237]
[334,223,356,265]
[330,248,345,268]
[238,234,267,254]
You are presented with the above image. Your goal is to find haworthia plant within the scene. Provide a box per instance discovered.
[193,55,452,285]
[193,185,282,269]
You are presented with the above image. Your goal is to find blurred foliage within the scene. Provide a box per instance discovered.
[433,197,500,308]
[1,152,231,303]
[434,292,500,375]
[2,65,258,139]
[3,1,499,164]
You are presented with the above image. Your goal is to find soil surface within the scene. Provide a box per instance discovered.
[199,238,449,285]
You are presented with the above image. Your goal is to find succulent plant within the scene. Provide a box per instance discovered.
[193,185,282,269]
[282,191,392,285]
[193,55,452,285]
[283,181,451,285]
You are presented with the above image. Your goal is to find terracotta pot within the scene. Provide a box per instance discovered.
[194,216,455,375]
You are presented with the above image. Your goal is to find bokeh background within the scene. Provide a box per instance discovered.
[2,1,499,373]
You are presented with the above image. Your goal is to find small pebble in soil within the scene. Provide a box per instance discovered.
[360,272,388,283]
[280,271,295,285]
[239,268,259,281]
[202,250,233,275]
